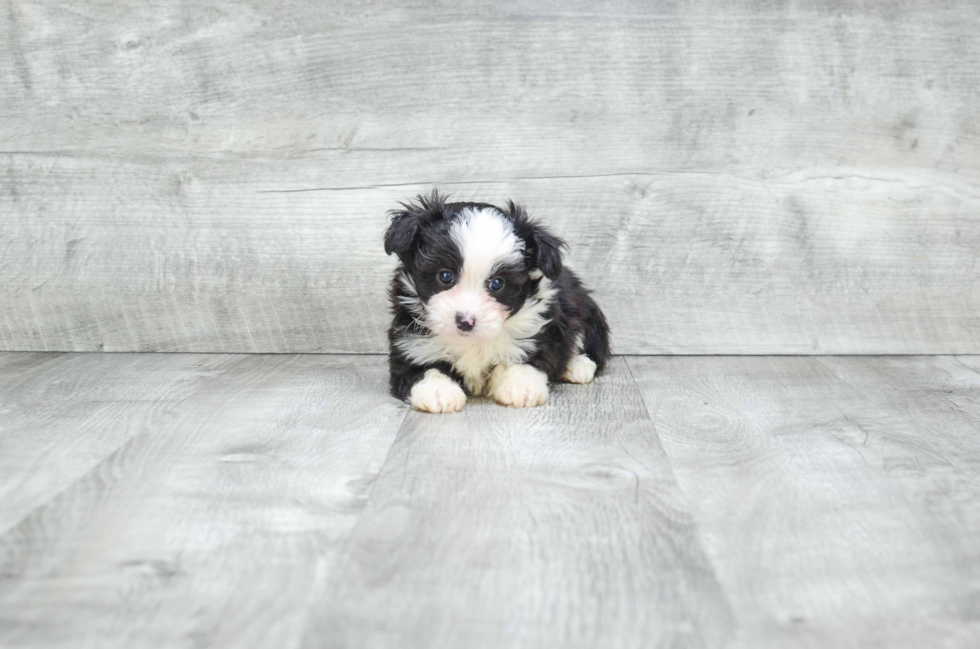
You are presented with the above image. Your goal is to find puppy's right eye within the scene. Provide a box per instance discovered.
[438,270,455,285]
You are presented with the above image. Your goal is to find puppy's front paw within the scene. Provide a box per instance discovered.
[562,354,597,384]
[410,369,466,413]
[489,364,549,408]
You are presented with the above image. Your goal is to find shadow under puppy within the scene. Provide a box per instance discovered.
[385,190,611,413]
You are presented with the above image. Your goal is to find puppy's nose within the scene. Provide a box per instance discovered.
[455,312,476,332]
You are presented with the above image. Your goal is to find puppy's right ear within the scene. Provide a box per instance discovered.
[384,189,447,258]
[384,209,420,256]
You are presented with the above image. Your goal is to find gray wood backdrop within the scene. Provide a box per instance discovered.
[2,0,978,354]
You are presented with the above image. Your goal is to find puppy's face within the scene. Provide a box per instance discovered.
[413,207,528,341]
[385,191,566,343]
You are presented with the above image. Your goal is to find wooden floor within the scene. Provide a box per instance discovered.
[1,353,979,648]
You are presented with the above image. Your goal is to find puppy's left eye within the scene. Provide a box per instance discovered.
[488,277,504,292]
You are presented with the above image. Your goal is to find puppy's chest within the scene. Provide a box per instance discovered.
[445,337,529,395]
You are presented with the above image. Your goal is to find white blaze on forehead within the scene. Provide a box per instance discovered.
[450,207,524,289]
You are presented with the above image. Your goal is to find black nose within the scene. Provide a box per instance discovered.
[455,312,475,332]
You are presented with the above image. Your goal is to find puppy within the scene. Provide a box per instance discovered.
[385,190,610,413]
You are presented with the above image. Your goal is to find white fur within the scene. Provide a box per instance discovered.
[410,369,466,413]
[394,277,557,394]
[397,272,424,318]
[562,354,597,384]
[450,207,525,291]
[489,364,549,408]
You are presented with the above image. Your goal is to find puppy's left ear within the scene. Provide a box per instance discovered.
[530,224,566,280]
[506,200,567,280]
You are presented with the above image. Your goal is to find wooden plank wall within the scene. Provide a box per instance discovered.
[2,1,978,354]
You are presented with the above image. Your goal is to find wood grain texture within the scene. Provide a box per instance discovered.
[303,357,734,649]
[2,1,979,353]
[0,352,234,535]
[627,355,980,648]
[3,352,980,646]
[0,351,65,380]
[0,354,408,649]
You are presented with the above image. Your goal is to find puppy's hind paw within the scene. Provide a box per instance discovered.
[410,369,466,414]
[562,354,597,384]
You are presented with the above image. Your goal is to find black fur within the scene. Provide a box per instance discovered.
[385,190,611,402]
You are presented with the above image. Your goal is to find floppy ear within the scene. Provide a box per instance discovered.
[530,224,566,279]
[383,209,419,257]
[505,200,567,280]
[384,189,447,258]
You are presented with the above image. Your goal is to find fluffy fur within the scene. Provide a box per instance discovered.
[385,190,611,411]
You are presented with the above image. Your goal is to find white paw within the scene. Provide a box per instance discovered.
[410,369,466,413]
[562,354,597,384]
[489,364,549,408]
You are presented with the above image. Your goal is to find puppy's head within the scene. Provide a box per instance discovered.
[385,190,565,341]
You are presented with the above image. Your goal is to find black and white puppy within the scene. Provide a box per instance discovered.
[385,190,610,413]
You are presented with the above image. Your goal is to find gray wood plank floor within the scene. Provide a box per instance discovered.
[627,356,980,648]
[303,358,733,649]
[2,352,979,647]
